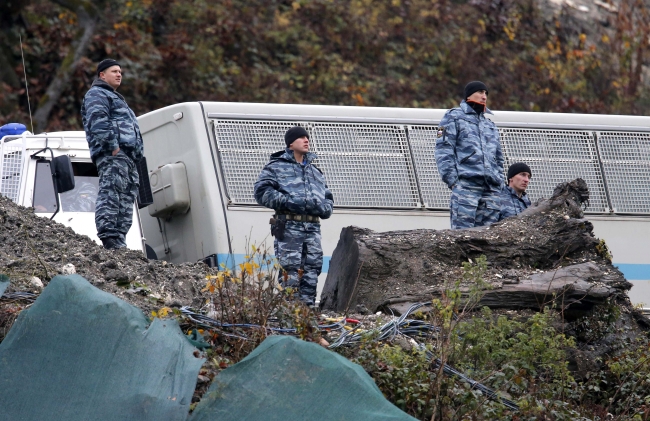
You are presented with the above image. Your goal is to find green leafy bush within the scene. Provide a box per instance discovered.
[352,339,434,419]
[578,337,650,420]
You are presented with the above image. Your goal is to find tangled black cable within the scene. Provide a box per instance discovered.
[179,306,347,338]
[425,350,519,411]
[181,302,518,411]
[0,291,37,302]
[327,303,519,411]
[327,302,439,347]
[3,292,517,411]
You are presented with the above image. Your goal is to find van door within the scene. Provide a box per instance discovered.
[32,160,144,251]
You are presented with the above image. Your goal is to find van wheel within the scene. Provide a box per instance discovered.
[145,244,158,260]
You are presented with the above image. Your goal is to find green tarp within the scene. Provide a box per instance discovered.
[191,335,418,421]
[0,274,203,421]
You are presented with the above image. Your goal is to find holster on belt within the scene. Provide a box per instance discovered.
[270,217,286,241]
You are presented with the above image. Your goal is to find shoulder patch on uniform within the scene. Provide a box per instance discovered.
[436,127,445,138]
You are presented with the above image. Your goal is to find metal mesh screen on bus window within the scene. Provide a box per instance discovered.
[214,120,421,208]
[408,125,453,209]
[596,132,650,214]
[0,140,25,203]
[214,120,301,204]
[213,119,630,213]
[500,129,609,213]
[309,123,420,208]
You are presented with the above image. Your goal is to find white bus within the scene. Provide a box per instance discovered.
[136,102,650,310]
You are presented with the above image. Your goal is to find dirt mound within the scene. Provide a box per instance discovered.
[3,181,650,419]
[0,195,213,340]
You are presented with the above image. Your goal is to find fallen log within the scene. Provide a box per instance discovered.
[320,179,632,315]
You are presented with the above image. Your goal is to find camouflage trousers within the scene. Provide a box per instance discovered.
[95,152,139,247]
[450,182,501,229]
[274,221,323,306]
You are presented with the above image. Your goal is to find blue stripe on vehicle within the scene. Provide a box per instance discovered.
[216,253,331,273]
[615,263,650,281]
[322,257,330,273]
[215,253,247,269]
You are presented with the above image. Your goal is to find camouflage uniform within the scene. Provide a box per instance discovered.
[435,100,505,229]
[254,148,334,306]
[60,179,98,212]
[81,79,143,247]
[498,185,531,220]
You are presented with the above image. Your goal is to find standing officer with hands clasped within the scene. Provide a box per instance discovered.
[81,59,143,250]
[435,81,505,229]
[254,126,334,306]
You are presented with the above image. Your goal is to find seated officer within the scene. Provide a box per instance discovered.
[499,162,532,220]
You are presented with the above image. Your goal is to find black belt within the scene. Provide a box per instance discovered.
[274,213,320,223]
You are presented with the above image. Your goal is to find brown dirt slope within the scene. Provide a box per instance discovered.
[0,195,213,340]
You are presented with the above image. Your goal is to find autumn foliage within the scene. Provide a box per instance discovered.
[0,0,649,131]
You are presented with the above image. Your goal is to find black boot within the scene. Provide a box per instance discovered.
[101,237,120,250]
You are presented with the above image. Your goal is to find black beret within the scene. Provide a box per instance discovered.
[97,59,121,76]
[507,162,532,181]
[464,81,489,99]
[285,126,309,147]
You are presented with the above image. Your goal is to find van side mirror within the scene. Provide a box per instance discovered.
[51,155,75,193]
[33,160,58,213]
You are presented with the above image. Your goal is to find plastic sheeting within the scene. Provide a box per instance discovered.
[191,335,418,421]
[0,274,203,421]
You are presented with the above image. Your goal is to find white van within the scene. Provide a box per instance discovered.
[0,130,144,251]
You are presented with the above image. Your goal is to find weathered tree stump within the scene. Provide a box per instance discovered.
[320,179,632,315]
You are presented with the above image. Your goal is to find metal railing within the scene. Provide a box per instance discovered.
[596,131,650,213]
[0,137,26,203]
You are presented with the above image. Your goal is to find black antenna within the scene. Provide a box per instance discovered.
[19,34,34,134]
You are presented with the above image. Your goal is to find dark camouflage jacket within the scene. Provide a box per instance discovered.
[81,79,144,164]
[499,185,531,220]
[254,149,334,219]
[435,100,505,189]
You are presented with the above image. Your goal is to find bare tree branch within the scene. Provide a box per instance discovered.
[0,0,30,89]
[33,0,100,131]
[0,46,21,89]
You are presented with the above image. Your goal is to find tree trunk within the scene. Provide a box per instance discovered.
[33,0,99,131]
[0,0,31,90]
[319,179,632,316]
[0,46,21,90]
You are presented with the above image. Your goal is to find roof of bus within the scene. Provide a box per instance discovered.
[138,101,650,132]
